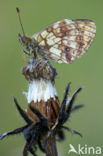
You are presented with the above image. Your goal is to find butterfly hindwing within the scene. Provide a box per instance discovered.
[32,19,96,63]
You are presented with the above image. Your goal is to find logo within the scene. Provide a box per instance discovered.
[68,144,102,155]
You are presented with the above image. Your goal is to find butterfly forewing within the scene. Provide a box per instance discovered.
[32,19,96,64]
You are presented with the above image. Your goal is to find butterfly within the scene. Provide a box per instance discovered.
[17,9,96,64]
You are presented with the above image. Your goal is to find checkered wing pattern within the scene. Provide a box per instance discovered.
[32,19,96,63]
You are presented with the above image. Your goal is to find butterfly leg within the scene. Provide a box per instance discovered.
[23,50,31,56]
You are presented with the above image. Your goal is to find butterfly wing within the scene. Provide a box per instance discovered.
[32,19,96,63]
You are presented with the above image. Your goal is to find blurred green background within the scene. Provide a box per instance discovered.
[0,0,102,156]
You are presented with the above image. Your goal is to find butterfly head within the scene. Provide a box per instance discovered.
[18,33,32,46]
[18,33,39,57]
[18,33,33,55]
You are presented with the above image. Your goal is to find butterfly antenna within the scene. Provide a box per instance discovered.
[16,7,25,36]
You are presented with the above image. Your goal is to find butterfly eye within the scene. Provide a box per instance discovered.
[22,36,27,43]
[18,33,32,47]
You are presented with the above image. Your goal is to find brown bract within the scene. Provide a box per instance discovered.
[27,97,60,127]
